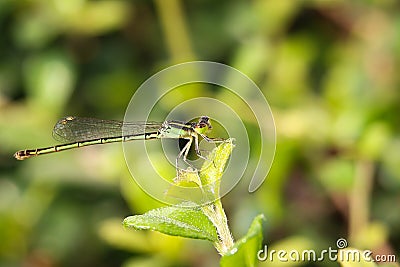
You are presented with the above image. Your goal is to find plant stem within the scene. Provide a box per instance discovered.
[176,140,235,254]
[348,160,373,242]
[202,199,234,255]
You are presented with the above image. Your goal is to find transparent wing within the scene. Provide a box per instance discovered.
[52,116,162,143]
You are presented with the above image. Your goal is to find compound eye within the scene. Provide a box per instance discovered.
[199,116,209,123]
[201,122,212,130]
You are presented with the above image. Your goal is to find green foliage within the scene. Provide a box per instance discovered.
[1,1,400,266]
[124,141,265,266]
[123,203,218,242]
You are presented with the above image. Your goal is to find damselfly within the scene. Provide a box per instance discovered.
[14,116,224,166]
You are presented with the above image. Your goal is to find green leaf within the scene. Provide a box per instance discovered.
[220,214,265,267]
[123,202,218,242]
[167,139,235,204]
[200,139,234,187]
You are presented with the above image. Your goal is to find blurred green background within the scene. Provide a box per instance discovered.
[1,0,399,266]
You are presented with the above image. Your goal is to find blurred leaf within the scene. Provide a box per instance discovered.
[12,0,130,49]
[99,218,155,253]
[23,51,76,111]
[123,202,218,242]
[318,159,354,192]
[13,6,60,49]
[381,139,400,189]
[122,257,170,267]
[358,123,390,160]
[351,222,388,250]
[66,0,131,35]
[220,214,264,267]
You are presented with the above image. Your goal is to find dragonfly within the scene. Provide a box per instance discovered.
[14,116,225,167]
